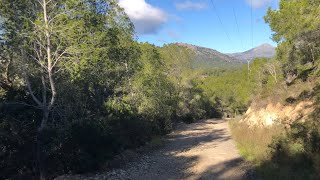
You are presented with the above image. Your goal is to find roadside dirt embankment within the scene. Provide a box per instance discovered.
[241,100,314,127]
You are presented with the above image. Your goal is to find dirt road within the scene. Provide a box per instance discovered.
[59,119,254,180]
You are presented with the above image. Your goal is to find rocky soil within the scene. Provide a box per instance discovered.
[242,101,314,127]
[56,119,254,180]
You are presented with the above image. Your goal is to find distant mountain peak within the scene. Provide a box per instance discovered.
[173,43,242,69]
[228,43,276,62]
[259,43,274,48]
[168,42,276,68]
[251,43,274,51]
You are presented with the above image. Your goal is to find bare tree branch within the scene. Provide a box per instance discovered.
[48,12,67,25]
[30,55,48,70]
[46,0,53,5]
[51,50,67,69]
[42,0,56,111]
[53,66,66,75]
[2,102,42,109]
[23,69,42,107]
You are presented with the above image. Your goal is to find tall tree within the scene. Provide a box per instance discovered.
[265,0,320,80]
[0,0,135,178]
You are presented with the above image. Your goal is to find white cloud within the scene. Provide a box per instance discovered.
[246,0,274,9]
[175,0,207,11]
[118,0,167,35]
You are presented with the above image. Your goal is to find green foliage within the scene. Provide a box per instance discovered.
[229,119,319,179]
[222,3,320,179]
[265,0,320,43]
[50,114,152,175]
[0,0,156,179]
[1,0,287,179]
[260,121,320,179]
[259,85,320,179]
[0,105,39,179]
[230,2,320,179]
[0,1,221,179]
[159,44,221,121]
[125,43,177,134]
[265,0,320,82]
[197,58,279,117]
[229,119,284,164]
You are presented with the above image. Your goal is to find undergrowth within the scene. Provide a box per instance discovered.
[229,119,283,164]
[230,115,320,179]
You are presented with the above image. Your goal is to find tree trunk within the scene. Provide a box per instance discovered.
[37,108,49,180]
[43,0,56,111]
[34,1,58,179]
[36,129,45,180]
[310,46,315,66]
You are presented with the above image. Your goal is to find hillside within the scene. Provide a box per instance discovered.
[228,43,276,62]
[2,0,320,180]
[173,43,276,69]
[175,43,243,69]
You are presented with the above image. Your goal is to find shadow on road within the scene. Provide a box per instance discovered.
[117,119,254,180]
[57,119,253,180]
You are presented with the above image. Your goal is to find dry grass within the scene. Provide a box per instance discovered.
[229,119,284,164]
[252,79,316,110]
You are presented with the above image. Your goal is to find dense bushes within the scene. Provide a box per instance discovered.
[0,44,218,179]
[254,121,320,179]
[230,119,320,179]
[0,99,165,179]
[230,117,320,179]
[46,114,152,175]
[0,106,39,179]
[0,1,220,179]
[255,1,320,178]
[230,1,320,179]
[197,58,280,117]
[229,119,284,163]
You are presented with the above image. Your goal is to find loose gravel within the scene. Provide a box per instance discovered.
[56,119,256,180]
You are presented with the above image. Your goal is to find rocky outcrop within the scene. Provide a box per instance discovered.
[241,101,315,127]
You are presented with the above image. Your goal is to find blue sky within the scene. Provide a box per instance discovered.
[118,0,279,53]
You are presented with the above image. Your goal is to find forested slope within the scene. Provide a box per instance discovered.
[0,1,222,179]
[230,0,320,179]
[175,43,243,69]
[0,0,286,179]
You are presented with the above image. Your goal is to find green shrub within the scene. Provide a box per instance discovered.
[50,114,153,174]
[254,121,320,179]
[229,119,283,163]
[0,102,40,179]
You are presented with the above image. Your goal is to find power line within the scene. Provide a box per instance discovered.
[209,0,232,43]
[232,8,244,50]
[250,0,253,48]
[247,0,254,80]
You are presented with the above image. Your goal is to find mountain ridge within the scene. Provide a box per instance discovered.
[228,43,276,62]
[173,43,276,69]
[174,43,242,69]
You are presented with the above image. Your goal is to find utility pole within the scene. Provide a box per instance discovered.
[247,60,250,80]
